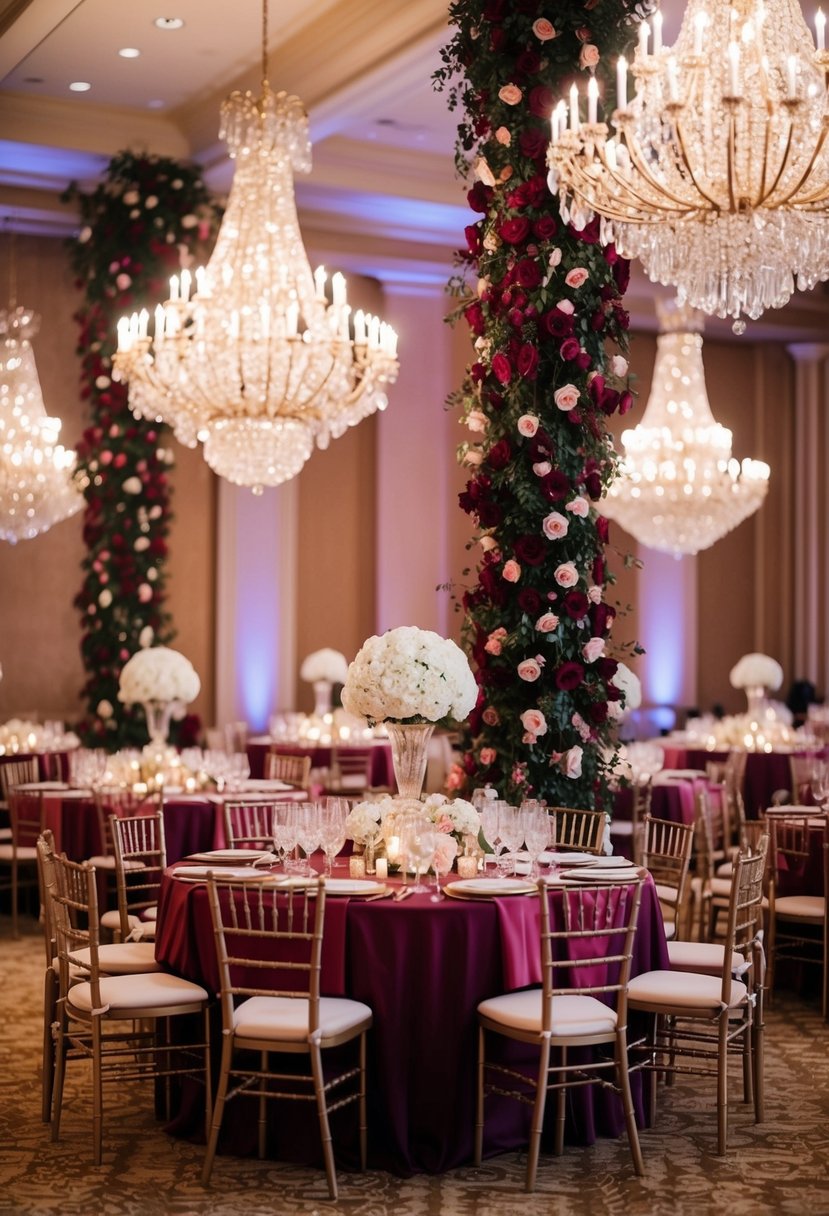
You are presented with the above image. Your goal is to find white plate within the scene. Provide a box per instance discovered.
[321,878,386,896]
[171,865,272,882]
[242,779,292,792]
[16,781,68,791]
[445,877,537,897]
[184,849,276,865]
[560,867,641,883]
[579,855,635,869]
[539,851,597,866]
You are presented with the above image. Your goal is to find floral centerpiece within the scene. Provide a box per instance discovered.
[300,648,349,719]
[729,653,784,692]
[344,791,481,873]
[118,645,201,745]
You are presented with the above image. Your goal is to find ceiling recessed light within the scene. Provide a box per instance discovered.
[154,16,184,30]
[69,81,91,92]
[118,47,141,59]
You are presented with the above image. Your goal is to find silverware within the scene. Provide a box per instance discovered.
[393,887,414,902]
[362,890,393,902]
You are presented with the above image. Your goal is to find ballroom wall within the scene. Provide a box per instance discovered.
[0,231,812,731]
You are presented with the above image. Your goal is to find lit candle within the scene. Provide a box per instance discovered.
[117,316,129,350]
[154,304,166,339]
[616,55,628,110]
[457,855,478,879]
[331,272,347,307]
[138,308,149,339]
[386,835,400,863]
[728,41,740,95]
[638,20,649,59]
[652,10,663,55]
[180,268,191,303]
[353,309,367,345]
[314,265,327,299]
[349,855,366,879]
[195,266,206,295]
[587,76,598,124]
[693,11,706,55]
[817,9,826,52]
[569,83,579,132]
[787,54,798,98]
[169,274,179,302]
[375,857,388,880]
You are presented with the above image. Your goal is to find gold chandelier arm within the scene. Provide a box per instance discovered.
[758,116,797,205]
[620,126,710,214]
[593,142,696,217]
[772,121,829,205]
[726,109,738,212]
[671,117,726,212]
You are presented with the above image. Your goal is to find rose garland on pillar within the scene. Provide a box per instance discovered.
[63,153,220,747]
[437,2,648,807]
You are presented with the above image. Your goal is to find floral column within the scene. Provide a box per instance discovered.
[437,1,645,808]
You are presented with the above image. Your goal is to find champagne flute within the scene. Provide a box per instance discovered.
[523,808,552,878]
[497,805,523,877]
[430,835,455,902]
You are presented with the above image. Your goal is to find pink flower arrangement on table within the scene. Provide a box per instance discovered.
[436,0,643,807]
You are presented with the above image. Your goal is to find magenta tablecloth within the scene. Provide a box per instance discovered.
[42,793,221,865]
[659,745,823,817]
[155,869,668,1175]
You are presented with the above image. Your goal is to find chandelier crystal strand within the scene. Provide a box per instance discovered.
[548,0,829,328]
[113,8,398,492]
[0,305,83,543]
[600,302,770,556]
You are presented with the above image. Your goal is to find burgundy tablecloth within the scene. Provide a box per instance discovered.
[43,793,221,865]
[154,868,668,1175]
[247,739,394,788]
[659,745,823,817]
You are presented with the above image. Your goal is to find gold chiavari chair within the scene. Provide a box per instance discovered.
[0,783,44,936]
[201,874,373,1199]
[0,755,39,844]
[547,806,606,854]
[222,800,279,851]
[264,751,312,789]
[766,814,828,1017]
[641,815,694,941]
[91,786,161,939]
[328,746,375,795]
[111,812,168,941]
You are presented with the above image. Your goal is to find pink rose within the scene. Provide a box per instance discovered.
[473,156,496,187]
[535,612,559,633]
[480,535,499,552]
[548,248,562,268]
[512,764,527,785]
[482,706,500,726]
[554,384,580,412]
[485,627,508,656]
[579,44,600,70]
[542,511,569,540]
[556,299,575,315]
[116,273,132,291]
[565,268,589,289]
[99,450,113,466]
[446,766,464,791]
[554,562,579,587]
[611,354,629,377]
[533,461,552,477]
[587,585,602,604]
[520,709,548,737]
[571,713,592,742]
[495,126,511,145]
[433,835,458,873]
[464,448,483,467]
[561,746,584,779]
[566,496,590,517]
[498,83,523,105]
[532,18,557,41]
[138,583,153,603]
[480,747,497,765]
[467,409,487,432]
[582,637,606,663]
[502,560,522,583]
[517,413,539,438]
[517,659,542,682]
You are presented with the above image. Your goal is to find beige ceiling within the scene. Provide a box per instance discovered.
[1,0,827,337]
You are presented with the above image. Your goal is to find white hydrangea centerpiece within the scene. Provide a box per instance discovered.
[300,648,349,684]
[118,646,201,706]
[729,653,784,691]
[344,791,481,849]
[341,625,478,727]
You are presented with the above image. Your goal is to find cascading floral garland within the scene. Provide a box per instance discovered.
[63,153,220,748]
[437,1,650,808]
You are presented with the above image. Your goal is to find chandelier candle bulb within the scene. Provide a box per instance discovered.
[787,54,797,98]
[617,56,628,110]
[313,266,327,298]
[569,83,579,132]
[638,20,650,59]
[693,11,706,55]
[728,42,741,96]
[817,9,826,52]
[667,57,679,102]
[588,77,599,125]
[653,10,663,55]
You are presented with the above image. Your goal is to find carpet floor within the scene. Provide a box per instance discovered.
[1,917,827,1216]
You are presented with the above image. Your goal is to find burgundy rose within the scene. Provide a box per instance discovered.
[467,183,492,213]
[584,472,602,500]
[465,224,482,256]
[465,301,485,336]
[614,304,631,331]
[533,215,558,241]
[541,308,575,338]
[613,257,631,293]
[576,351,592,371]
[487,438,512,470]
[591,603,616,635]
[516,50,541,76]
[488,390,505,411]
[519,128,548,160]
[619,390,634,415]
[564,591,590,621]
[517,342,539,379]
[490,26,506,52]
[560,336,581,361]
[590,310,607,333]
[515,258,542,288]
[517,587,542,614]
[498,216,531,245]
[540,470,570,501]
[588,702,609,724]
[514,534,546,566]
[597,657,620,682]
[470,362,485,383]
[508,308,525,329]
[491,352,512,384]
[529,429,555,462]
[572,216,601,244]
[595,516,610,544]
[556,661,585,691]
[528,85,554,118]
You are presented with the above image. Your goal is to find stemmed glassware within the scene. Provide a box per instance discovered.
[272,801,299,872]
[497,804,523,877]
[430,837,454,902]
[809,759,829,812]
[400,814,437,893]
[294,802,320,875]
[522,807,552,878]
[319,797,348,875]
[479,803,504,875]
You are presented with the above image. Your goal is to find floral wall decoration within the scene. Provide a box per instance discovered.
[436,0,651,807]
[63,152,221,748]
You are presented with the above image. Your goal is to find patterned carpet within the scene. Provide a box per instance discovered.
[1,917,827,1216]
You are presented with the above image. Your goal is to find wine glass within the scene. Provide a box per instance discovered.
[810,759,829,811]
[272,801,298,872]
[319,798,348,875]
[430,835,455,902]
[497,804,523,877]
[400,815,436,893]
[479,803,502,873]
[295,802,321,875]
[523,808,552,878]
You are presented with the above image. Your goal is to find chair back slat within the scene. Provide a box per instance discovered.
[206,876,325,1033]
[548,807,605,854]
[111,812,167,930]
[49,852,103,1010]
[265,752,312,788]
[222,800,279,850]
[9,787,45,850]
[718,838,768,1004]
[0,757,39,803]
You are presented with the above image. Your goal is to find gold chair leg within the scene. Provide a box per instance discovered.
[310,1043,337,1201]
[50,1004,67,1143]
[716,1016,729,1156]
[525,1037,551,1193]
[258,1051,267,1159]
[616,1029,645,1177]
[92,1018,103,1166]
[358,1032,367,1172]
[554,1047,566,1157]
[474,1025,485,1166]
[12,862,19,939]
[201,1034,234,1186]
[753,991,765,1124]
[41,970,56,1123]
[741,1007,754,1106]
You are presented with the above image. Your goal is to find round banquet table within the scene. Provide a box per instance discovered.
[155,865,669,1176]
[247,738,393,787]
[658,743,824,817]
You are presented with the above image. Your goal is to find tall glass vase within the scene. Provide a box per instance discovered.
[385,721,435,800]
[143,700,174,747]
[313,680,333,718]
[745,685,770,723]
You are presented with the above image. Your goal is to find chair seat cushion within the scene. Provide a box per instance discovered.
[141,905,158,921]
[0,844,38,860]
[611,821,634,836]
[773,894,825,921]
[67,970,208,1015]
[478,990,617,1038]
[667,941,745,976]
[232,995,372,1043]
[100,910,141,933]
[716,861,734,879]
[88,855,117,870]
[70,941,162,975]
[628,969,747,1011]
[655,883,679,905]
[663,921,677,940]
[710,877,732,899]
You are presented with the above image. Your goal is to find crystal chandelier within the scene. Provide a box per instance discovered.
[600,302,770,556]
[548,1,829,330]
[0,304,83,544]
[113,1,399,492]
